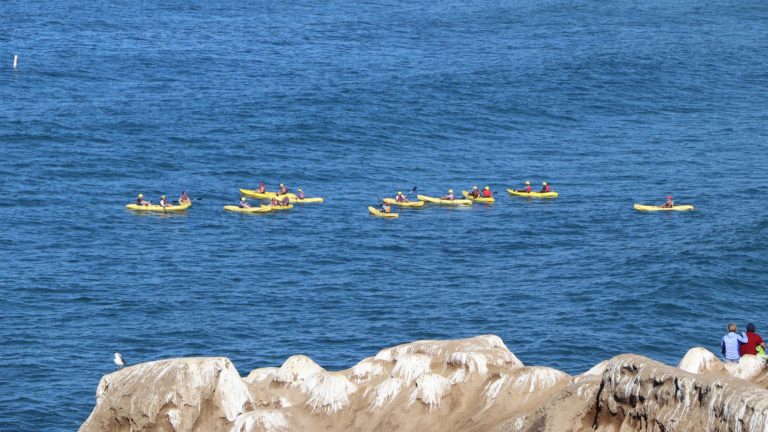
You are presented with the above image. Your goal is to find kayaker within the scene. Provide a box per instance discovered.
[662,195,674,208]
[179,191,191,205]
[540,182,551,193]
[441,189,455,201]
[159,195,169,207]
[297,188,305,200]
[721,323,748,362]
[278,183,288,195]
[469,186,481,198]
[239,197,251,208]
[740,323,766,356]
[395,191,409,203]
[256,182,266,193]
[380,200,391,213]
[516,181,532,193]
[136,193,150,206]
[482,186,493,198]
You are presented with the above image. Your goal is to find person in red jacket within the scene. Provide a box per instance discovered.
[540,182,551,193]
[482,186,492,198]
[516,181,532,193]
[740,323,766,356]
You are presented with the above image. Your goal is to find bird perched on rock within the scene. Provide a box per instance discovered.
[113,352,126,370]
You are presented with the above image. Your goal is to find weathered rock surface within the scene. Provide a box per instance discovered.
[80,339,768,432]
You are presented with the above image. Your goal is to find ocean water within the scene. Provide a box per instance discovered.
[1,0,767,429]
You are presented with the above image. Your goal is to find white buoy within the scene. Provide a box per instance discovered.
[13,55,18,69]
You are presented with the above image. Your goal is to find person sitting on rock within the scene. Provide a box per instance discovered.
[739,323,766,357]
[721,323,748,362]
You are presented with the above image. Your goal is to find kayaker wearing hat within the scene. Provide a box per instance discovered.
[136,193,150,206]
[255,182,266,193]
[296,188,304,200]
[540,182,551,193]
[441,189,456,201]
[239,197,251,208]
[482,186,493,198]
[395,191,409,203]
[516,181,532,193]
[159,195,169,207]
[469,186,481,198]
[278,183,288,195]
[662,195,674,208]
[740,323,766,356]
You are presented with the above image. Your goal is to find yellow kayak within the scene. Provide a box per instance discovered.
[417,195,473,206]
[369,206,399,218]
[126,203,191,212]
[462,191,495,204]
[383,198,424,207]
[634,204,694,212]
[224,205,273,214]
[268,204,294,211]
[239,189,298,200]
[506,189,559,199]
[287,196,324,204]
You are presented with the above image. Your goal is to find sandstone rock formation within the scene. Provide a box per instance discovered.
[79,339,768,432]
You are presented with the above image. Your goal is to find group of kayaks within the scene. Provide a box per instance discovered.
[367,186,561,219]
[223,188,324,214]
[125,183,695,217]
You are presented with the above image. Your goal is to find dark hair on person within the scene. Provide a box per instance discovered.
[747,323,756,333]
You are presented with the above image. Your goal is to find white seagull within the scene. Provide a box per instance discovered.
[113,352,126,370]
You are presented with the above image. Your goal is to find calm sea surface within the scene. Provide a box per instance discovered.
[1,0,767,429]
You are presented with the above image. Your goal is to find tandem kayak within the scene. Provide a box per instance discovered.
[383,198,424,207]
[126,203,191,212]
[224,205,273,214]
[462,191,495,204]
[369,206,399,218]
[634,204,694,212]
[239,189,298,200]
[506,189,559,199]
[417,195,473,206]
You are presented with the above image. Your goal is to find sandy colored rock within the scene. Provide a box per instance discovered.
[80,335,768,432]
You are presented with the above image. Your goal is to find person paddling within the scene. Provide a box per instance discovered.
[278,183,289,195]
[159,195,169,208]
[482,186,492,198]
[179,191,191,205]
[516,181,532,193]
[441,189,456,201]
[296,188,305,200]
[239,197,250,209]
[256,182,266,193]
[136,194,150,206]
[469,186,481,198]
[395,191,409,203]
[662,195,674,208]
[380,200,391,213]
[540,182,551,193]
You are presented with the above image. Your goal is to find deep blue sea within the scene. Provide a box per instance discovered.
[1,0,767,429]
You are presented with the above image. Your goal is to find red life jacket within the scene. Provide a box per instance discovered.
[543,185,551,192]
[525,186,531,192]
[482,189,492,197]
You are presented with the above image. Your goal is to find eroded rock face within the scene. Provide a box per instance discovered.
[80,357,253,432]
[79,337,768,432]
